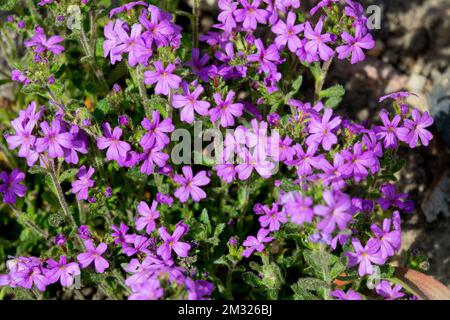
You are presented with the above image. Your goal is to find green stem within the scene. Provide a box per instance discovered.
[314,57,333,104]
[9,205,49,240]
[225,264,235,300]
[192,0,200,48]
[47,162,78,231]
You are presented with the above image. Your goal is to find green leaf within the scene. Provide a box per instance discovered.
[242,272,262,288]
[58,169,78,183]
[199,208,211,235]
[0,0,18,10]
[319,84,345,99]
[324,96,343,108]
[291,278,324,300]
[291,75,303,92]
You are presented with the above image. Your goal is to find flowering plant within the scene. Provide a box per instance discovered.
[0,0,439,300]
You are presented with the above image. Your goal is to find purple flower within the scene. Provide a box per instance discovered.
[247,38,280,74]
[304,18,334,61]
[379,91,415,103]
[54,234,66,246]
[36,119,73,158]
[97,122,131,162]
[186,48,210,82]
[136,200,160,234]
[0,169,27,205]
[306,108,342,151]
[258,204,287,231]
[172,82,210,124]
[111,223,129,245]
[11,69,30,85]
[374,110,403,149]
[341,143,375,182]
[109,1,148,18]
[71,166,95,200]
[156,192,174,207]
[286,143,323,176]
[144,61,181,96]
[103,20,126,64]
[215,163,237,183]
[186,278,214,300]
[14,260,48,291]
[267,113,281,126]
[6,118,36,158]
[235,149,274,180]
[242,228,274,258]
[174,166,210,203]
[78,225,91,240]
[398,109,434,148]
[346,238,386,276]
[218,0,238,32]
[336,25,375,64]
[376,280,405,300]
[118,115,130,127]
[209,90,244,128]
[140,110,175,149]
[45,256,80,287]
[123,235,152,256]
[371,218,401,259]
[330,289,363,300]
[282,192,314,225]
[313,191,353,234]
[25,27,64,55]
[378,184,408,211]
[77,240,109,273]
[271,11,303,52]
[234,0,268,31]
[157,222,191,260]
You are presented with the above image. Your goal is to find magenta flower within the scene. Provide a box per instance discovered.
[306,108,342,151]
[310,0,339,15]
[140,110,175,149]
[318,153,347,190]
[378,184,408,211]
[271,11,303,52]
[111,223,129,245]
[235,149,274,180]
[346,238,386,276]
[103,20,125,64]
[71,166,95,201]
[36,119,73,158]
[174,166,210,203]
[234,0,268,31]
[6,118,36,158]
[45,256,80,287]
[157,222,191,260]
[330,289,363,300]
[379,91,415,103]
[370,217,401,259]
[304,19,334,61]
[77,240,109,273]
[139,7,175,47]
[374,110,403,149]
[14,262,48,292]
[0,169,27,205]
[258,204,287,231]
[376,280,405,300]
[398,109,434,148]
[172,82,210,124]
[123,235,152,256]
[242,228,274,258]
[282,192,314,225]
[209,91,244,128]
[136,200,160,234]
[25,27,64,55]
[218,0,238,32]
[341,142,375,182]
[313,190,353,234]
[186,48,210,82]
[247,38,280,74]
[11,69,30,85]
[97,122,131,162]
[215,163,237,183]
[286,143,323,176]
[140,142,169,175]
[336,26,375,64]
[144,61,181,96]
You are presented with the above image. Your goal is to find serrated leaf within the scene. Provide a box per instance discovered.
[213,223,225,238]
[324,96,343,108]
[242,272,262,288]
[291,75,303,92]
[199,208,211,235]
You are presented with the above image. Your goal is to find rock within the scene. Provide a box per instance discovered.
[421,170,450,222]
[428,72,450,146]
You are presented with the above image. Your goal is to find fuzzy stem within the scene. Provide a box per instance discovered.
[314,57,333,104]
[192,0,200,48]
[47,162,78,231]
[9,205,49,240]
